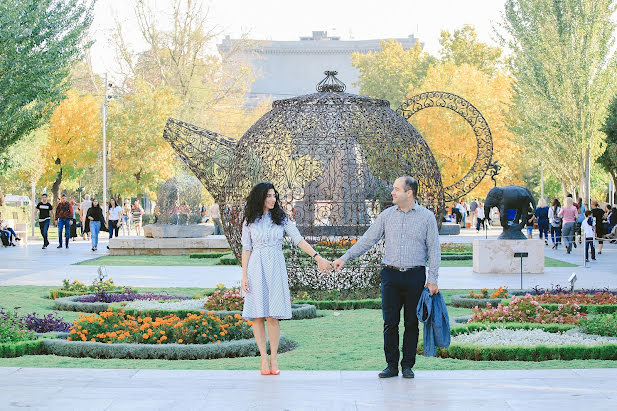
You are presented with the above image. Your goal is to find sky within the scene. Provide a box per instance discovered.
[89,0,507,76]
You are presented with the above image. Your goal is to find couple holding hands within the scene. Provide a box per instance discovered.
[240,176,441,378]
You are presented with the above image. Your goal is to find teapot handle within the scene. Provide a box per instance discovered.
[396,91,493,202]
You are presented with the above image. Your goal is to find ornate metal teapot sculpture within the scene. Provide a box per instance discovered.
[163,71,493,287]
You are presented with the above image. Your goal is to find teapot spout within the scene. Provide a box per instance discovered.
[163,118,237,201]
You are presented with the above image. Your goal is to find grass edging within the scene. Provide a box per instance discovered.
[441,255,472,261]
[110,303,318,320]
[0,339,44,358]
[450,295,504,309]
[189,252,231,259]
[433,322,617,361]
[294,299,381,310]
[41,335,294,360]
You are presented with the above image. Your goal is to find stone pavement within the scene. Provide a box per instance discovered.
[0,367,615,410]
[1,230,615,289]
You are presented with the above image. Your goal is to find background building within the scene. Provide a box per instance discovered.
[218,31,422,106]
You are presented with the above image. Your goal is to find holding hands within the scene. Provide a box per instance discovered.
[316,255,333,273]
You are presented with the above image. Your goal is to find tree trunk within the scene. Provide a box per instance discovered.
[51,167,63,203]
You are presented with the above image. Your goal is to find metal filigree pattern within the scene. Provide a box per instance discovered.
[396,91,493,202]
[163,77,450,290]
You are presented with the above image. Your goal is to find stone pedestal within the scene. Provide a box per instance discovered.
[473,239,544,274]
[143,224,214,238]
[439,222,460,235]
[108,235,230,255]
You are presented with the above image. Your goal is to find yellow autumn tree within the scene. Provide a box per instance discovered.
[40,90,101,202]
[106,79,181,198]
[409,62,522,199]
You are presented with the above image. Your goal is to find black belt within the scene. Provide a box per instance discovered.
[384,264,424,272]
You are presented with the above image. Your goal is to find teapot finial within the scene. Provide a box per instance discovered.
[316,70,346,92]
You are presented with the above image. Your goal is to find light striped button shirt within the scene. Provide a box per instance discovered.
[340,202,441,284]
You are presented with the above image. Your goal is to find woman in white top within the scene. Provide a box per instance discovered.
[107,198,123,240]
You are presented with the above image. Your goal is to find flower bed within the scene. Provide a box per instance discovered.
[452,327,617,346]
[431,322,617,361]
[77,289,191,304]
[68,310,252,344]
[451,287,509,308]
[440,243,472,255]
[533,291,617,305]
[469,294,584,324]
[122,297,209,312]
[205,287,243,311]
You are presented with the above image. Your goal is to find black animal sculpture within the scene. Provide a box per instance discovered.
[484,185,536,240]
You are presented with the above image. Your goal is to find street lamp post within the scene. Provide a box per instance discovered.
[102,74,109,213]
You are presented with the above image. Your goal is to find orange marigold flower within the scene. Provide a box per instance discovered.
[67,337,72,341]
[178,339,183,343]
[247,321,254,326]
[91,338,95,342]
[143,334,149,339]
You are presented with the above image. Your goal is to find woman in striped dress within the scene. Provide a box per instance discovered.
[241,182,332,375]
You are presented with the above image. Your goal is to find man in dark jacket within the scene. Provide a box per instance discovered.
[54,193,73,249]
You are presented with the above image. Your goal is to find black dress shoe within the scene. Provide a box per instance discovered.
[402,368,415,379]
[57,245,62,248]
[378,367,398,378]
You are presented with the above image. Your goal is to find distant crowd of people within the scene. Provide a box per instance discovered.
[33,193,145,252]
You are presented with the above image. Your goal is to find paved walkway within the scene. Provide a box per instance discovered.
[1,368,615,410]
[1,230,615,289]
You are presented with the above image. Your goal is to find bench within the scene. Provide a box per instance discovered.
[3,219,28,244]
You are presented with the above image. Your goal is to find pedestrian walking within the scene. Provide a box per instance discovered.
[131,200,144,236]
[574,197,585,246]
[559,197,578,254]
[548,199,562,249]
[209,202,223,235]
[591,201,607,255]
[80,194,92,241]
[475,202,486,231]
[122,199,132,236]
[54,193,73,249]
[106,198,123,242]
[86,198,106,251]
[581,210,596,262]
[36,193,53,249]
[534,198,550,245]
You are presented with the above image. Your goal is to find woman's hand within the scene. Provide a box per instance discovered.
[88,216,93,221]
[241,276,249,293]
[316,256,332,273]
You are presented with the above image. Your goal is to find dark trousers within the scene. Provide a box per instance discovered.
[39,219,50,246]
[58,218,71,247]
[538,221,549,240]
[108,220,120,238]
[585,237,595,260]
[381,266,426,369]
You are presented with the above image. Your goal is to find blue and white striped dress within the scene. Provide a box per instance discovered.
[241,212,303,320]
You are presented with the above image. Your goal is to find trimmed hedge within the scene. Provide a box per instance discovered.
[189,252,230,259]
[432,322,617,361]
[450,295,504,309]
[294,299,381,310]
[41,335,294,360]
[218,254,238,265]
[0,339,44,358]
[53,294,194,313]
[110,303,318,320]
[539,303,617,314]
[441,254,472,261]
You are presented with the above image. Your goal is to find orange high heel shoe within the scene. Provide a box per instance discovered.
[270,369,280,375]
[260,369,271,375]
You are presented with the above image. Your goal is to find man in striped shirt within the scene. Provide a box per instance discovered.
[333,176,441,379]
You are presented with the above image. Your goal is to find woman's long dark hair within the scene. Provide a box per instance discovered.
[243,182,286,225]
[552,198,561,215]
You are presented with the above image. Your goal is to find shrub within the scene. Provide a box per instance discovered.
[218,254,239,265]
[49,278,124,299]
[0,308,36,343]
[0,340,43,358]
[68,310,253,345]
[293,299,381,310]
[520,285,617,296]
[189,252,230,259]
[204,287,244,311]
[469,294,585,324]
[22,312,71,333]
[294,288,380,301]
[579,313,617,337]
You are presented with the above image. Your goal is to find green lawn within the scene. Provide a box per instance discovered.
[75,255,221,266]
[1,286,615,370]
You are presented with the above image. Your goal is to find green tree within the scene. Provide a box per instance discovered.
[599,94,617,200]
[0,0,94,154]
[499,0,617,203]
[439,24,503,76]
[351,40,436,108]
[106,79,181,198]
